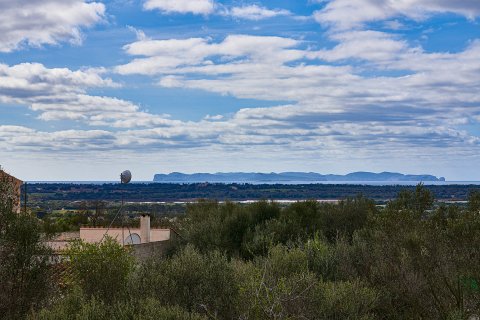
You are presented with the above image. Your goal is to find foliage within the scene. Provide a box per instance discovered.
[31,288,207,320]
[0,177,53,319]
[65,237,136,304]
[343,186,480,319]
[184,200,281,258]
[386,183,434,215]
[183,198,373,259]
[134,244,237,318]
[27,182,477,203]
[468,190,480,213]
[27,183,480,319]
[318,280,378,320]
[235,244,379,319]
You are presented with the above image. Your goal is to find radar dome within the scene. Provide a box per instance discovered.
[120,170,132,184]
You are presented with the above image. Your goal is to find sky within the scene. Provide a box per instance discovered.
[1,0,480,181]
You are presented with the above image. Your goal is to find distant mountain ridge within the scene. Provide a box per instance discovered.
[153,172,446,183]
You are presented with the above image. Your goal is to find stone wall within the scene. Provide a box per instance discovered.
[0,170,23,213]
[128,240,173,262]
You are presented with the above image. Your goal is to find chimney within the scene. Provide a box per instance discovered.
[140,214,151,243]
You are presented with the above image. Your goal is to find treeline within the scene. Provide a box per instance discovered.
[2,181,480,319]
[27,182,480,203]
[40,201,183,233]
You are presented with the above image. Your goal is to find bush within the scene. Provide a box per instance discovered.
[235,245,321,319]
[184,200,281,258]
[134,245,237,318]
[318,280,379,320]
[66,237,136,303]
[235,244,379,319]
[31,289,207,320]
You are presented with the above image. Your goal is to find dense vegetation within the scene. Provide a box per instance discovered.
[0,177,52,319]
[36,200,184,233]
[3,179,480,319]
[27,182,479,204]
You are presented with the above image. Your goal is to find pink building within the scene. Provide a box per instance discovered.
[48,214,175,254]
[80,215,170,245]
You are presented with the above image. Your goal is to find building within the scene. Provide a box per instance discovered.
[79,214,171,245]
[48,214,177,261]
[81,214,176,261]
[0,167,23,213]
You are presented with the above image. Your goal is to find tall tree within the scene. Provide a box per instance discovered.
[0,176,53,319]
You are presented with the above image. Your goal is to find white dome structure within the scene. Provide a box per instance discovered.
[120,170,132,184]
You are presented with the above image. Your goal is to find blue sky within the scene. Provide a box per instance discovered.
[1,0,480,181]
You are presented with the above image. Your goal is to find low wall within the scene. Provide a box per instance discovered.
[45,230,175,262]
[129,240,173,262]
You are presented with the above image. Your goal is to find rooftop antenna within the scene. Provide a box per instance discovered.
[101,170,133,245]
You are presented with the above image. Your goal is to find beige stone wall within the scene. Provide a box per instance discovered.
[150,229,171,242]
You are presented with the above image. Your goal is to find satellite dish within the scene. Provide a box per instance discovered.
[125,233,141,245]
[120,170,132,184]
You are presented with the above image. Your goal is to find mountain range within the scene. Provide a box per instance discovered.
[153,172,446,183]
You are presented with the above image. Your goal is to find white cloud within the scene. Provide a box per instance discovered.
[2,2,480,179]
[127,25,149,41]
[383,20,408,30]
[228,5,291,20]
[116,33,480,111]
[143,0,293,20]
[4,31,479,160]
[144,0,215,15]
[0,63,177,128]
[1,115,478,163]
[313,0,480,29]
[0,0,105,52]
[111,32,480,161]
[115,35,302,75]
[309,30,415,65]
[204,114,224,120]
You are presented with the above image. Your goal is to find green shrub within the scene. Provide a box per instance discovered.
[66,237,136,303]
[318,280,379,320]
[236,245,321,319]
[134,245,237,318]
[31,289,206,320]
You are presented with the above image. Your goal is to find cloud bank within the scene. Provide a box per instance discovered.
[0,0,105,52]
[313,0,480,29]
[1,0,480,179]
